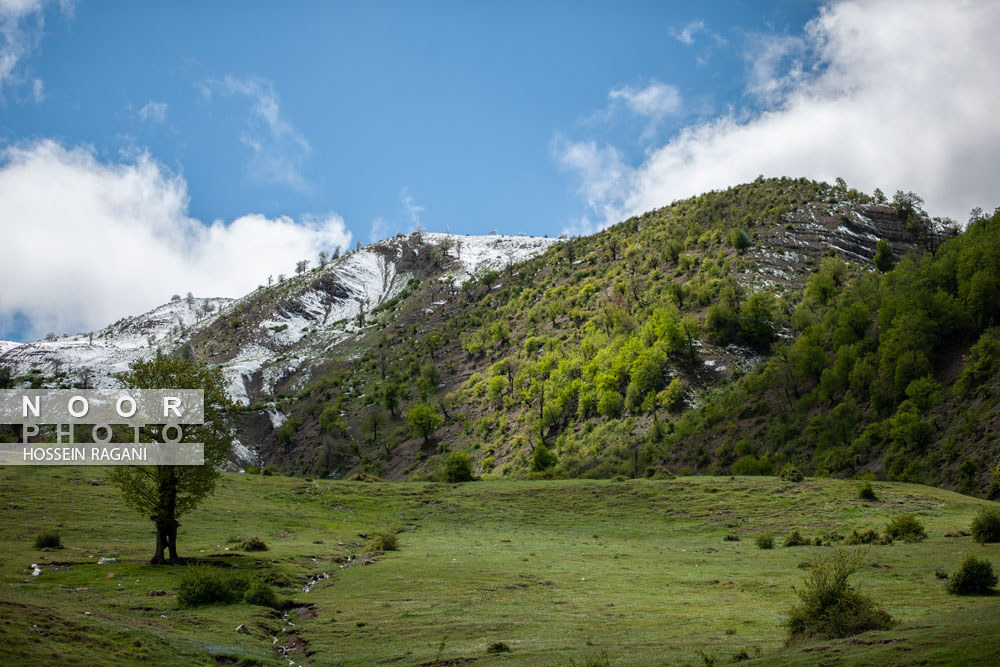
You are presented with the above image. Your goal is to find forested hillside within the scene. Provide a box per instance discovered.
[258,177,999,494]
[670,208,1000,494]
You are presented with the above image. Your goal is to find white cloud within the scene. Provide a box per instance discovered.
[137,100,167,123]
[553,135,632,234]
[744,33,809,104]
[0,0,45,98]
[608,80,682,121]
[0,140,351,341]
[670,19,705,46]
[558,0,1000,229]
[201,75,311,191]
[0,0,72,100]
[400,187,423,228]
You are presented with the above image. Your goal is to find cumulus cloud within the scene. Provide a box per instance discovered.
[200,75,311,191]
[137,100,167,123]
[0,140,351,341]
[558,0,1000,230]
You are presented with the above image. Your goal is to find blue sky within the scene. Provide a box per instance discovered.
[2,1,819,237]
[2,1,1000,341]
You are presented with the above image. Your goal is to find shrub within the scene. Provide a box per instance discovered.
[730,228,751,252]
[177,566,250,608]
[784,530,810,547]
[733,455,773,476]
[240,536,269,551]
[444,451,475,483]
[34,531,62,550]
[786,550,894,641]
[885,514,926,542]
[243,579,280,608]
[531,443,557,472]
[845,528,884,545]
[486,642,511,654]
[971,508,1000,544]
[368,532,399,552]
[780,464,804,483]
[724,533,740,542]
[257,569,293,587]
[946,553,998,595]
[858,482,877,501]
[756,534,774,550]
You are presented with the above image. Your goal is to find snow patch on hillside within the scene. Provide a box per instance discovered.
[0,298,233,386]
[0,341,21,355]
[421,233,561,281]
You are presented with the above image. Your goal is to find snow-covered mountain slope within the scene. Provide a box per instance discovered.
[0,233,560,405]
[0,297,233,388]
[204,233,561,405]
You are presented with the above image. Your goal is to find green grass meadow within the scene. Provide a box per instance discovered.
[1,468,998,665]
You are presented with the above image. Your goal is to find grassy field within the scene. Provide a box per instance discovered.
[1,468,998,665]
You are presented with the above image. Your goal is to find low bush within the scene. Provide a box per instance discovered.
[531,444,558,472]
[946,553,997,595]
[257,569,293,587]
[780,464,804,483]
[786,550,894,641]
[845,528,883,545]
[724,533,740,542]
[858,482,877,501]
[444,451,475,483]
[971,507,1000,544]
[240,536,269,551]
[34,531,62,550]
[784,530,810,547]
[177,566,250,608]
[756,534,774,550]
[368,532,398,552]
[243,579,280,608]
[885,514,926,542]
[486,642,511,654]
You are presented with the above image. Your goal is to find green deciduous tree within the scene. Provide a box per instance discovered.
[407,403,442,444]
[108,355,234,565]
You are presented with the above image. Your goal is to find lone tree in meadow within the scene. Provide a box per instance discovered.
[108,354,234,565]
[406,403,442,445]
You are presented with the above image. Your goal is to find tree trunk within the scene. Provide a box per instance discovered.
[150,521,168,564]
[149,471,185,565]
[167,519,183,563]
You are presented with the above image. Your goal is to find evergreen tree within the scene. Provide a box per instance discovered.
[874,238,895,273]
